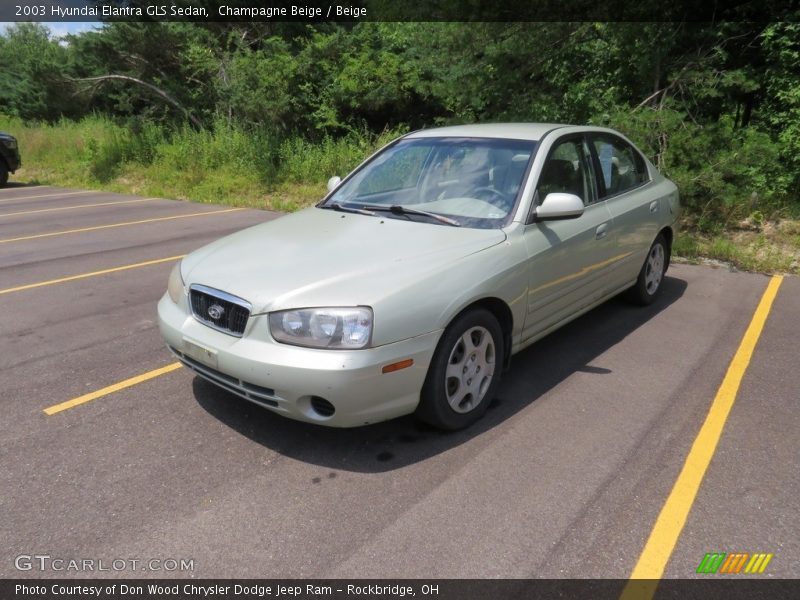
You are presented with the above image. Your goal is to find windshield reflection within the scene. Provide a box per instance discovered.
[322,137,537,228]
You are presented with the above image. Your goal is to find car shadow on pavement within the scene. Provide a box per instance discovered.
[193,276,687,473]
[1,181,42,188]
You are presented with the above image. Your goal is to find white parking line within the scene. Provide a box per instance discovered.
[0,185,49,195]
[0,207,244,244]
[0,190,98,203]
[0,197,158,218]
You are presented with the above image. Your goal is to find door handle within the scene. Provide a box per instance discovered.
[649,201,659,213]
[595,223,608,240]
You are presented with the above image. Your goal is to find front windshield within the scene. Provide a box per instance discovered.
[322,137,537,228]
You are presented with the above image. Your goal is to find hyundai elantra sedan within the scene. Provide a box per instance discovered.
[158,123,680,429]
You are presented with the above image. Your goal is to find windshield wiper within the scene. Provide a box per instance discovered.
[322,202,377,216]
[359,204,461,227]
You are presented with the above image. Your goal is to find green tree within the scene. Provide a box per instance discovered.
[0,23,77,121]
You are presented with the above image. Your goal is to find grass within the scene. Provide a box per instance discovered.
[673,220,800,275]
[3,114,798,275]
[1,114,400,212]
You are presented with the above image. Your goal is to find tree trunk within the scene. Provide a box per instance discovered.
[70,74,203,129]
[742,93,754,127]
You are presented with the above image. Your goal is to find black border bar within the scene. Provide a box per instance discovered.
[2,579,799,600]
[2,0,800,22]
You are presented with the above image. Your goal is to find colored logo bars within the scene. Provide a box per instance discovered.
[696,552,774,574]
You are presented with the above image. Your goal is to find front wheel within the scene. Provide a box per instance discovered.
[0,163,8,187]
[416,308,504,430]
[627,233,669,305]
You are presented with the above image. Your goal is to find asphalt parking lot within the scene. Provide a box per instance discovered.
[1,185,797,580]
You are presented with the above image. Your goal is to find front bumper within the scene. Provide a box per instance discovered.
[1,145,21,172]
[157,293,441,427]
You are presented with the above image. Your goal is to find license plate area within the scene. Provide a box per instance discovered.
[182,338,218,369]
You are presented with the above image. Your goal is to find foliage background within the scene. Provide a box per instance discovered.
[1,20,799,269]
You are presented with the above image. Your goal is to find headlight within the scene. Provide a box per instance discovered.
[167,261,185,304]
[269,307,373,349]
[1,138,16,149]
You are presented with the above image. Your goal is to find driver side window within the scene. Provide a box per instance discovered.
[536,138,593,206]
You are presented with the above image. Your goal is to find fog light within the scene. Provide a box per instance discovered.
[310,396,335,417]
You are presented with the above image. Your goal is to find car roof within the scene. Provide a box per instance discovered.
[404,123,567,142]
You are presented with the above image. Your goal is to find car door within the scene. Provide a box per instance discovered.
[589,133,660,290]
[520,134,616,345]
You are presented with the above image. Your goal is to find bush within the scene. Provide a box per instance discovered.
[597,108,794,230]
[276,128,404,184]
[83,127,129,181]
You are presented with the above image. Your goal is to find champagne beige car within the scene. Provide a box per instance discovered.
[158,124,680,429]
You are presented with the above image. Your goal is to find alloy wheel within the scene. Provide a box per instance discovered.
[444,326,496,413]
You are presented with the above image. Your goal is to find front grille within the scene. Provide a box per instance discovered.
[189,284,251,336]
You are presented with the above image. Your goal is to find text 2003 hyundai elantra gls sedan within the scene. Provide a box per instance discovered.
[158,123,680,430]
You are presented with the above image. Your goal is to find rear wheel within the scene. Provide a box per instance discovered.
[0,163,8,187]
[416,308,504,430]
[627,233,669,305]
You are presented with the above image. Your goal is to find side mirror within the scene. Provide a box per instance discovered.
[533,193,584,221]
[327,176,342,193]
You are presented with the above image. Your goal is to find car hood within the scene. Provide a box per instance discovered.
[182,207,506,314]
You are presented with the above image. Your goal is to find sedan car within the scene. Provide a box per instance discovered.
[158,123,680,430]
[0,131,21,187]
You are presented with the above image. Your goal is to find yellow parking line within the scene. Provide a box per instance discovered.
[0,207,244,244]
[0,190,97,202]
[0,197,158,218]
[620,275,783,600]
[0,255,185,296]
[44,363,183,415]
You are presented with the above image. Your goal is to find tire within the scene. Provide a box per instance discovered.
[627,233,669,305]
[416,308,504,430]
[0,163,8,187]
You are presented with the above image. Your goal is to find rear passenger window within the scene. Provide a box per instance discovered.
[592,135,648,197]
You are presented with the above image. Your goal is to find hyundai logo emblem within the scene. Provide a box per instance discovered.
[208,304,225,320]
